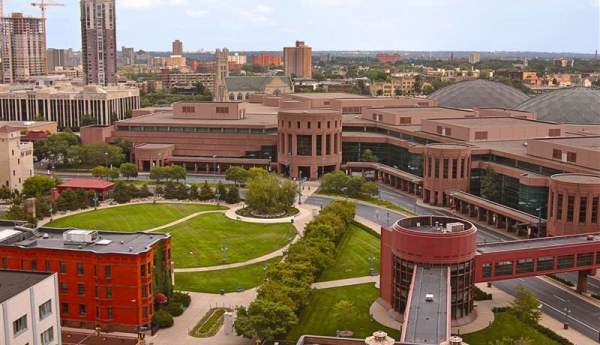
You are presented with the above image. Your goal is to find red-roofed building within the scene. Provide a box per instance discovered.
[56,179,115,200]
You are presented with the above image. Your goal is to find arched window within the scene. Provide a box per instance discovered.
[229,93,235,101]
[237,93,243,100]
[273,89,281,96]
[245,93,251,100]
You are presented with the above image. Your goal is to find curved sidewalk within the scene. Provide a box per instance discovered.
[145,210,226,233]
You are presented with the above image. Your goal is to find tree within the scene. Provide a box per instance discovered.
[108,167,120,180]
[511,286,541,324]
[225,167,250,185]
[360,149,379,163]
[245,173,294,214]
[92,166,110,179]
[188,185,199,200]
[34,130,80,163]
[165,165,186,182]
[198,182,215,201]
[360,181,379,197]
[234,300,298,341]
[119,163,138,179]
[320,170,351,194]
[224,185,241,204]
[421,83,435,95]
[80,114,96,127]
[481,165,499,201]
[332,300,357,330]
[0,185,13,200]
[150,166,167,183]
[215,182,228,202]
[22,176,57,197]
[77,143,125,167]
[113,182,133,204]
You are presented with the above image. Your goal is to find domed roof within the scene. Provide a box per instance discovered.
[516,87,600,124]
[429,79,530,109]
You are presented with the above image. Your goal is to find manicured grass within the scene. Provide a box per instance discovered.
[318,223,380,282]
[162,213,296,268]
[462,312,559,345]
[286,284,401,342]
[46,203,226,232]
[175,257,282,293]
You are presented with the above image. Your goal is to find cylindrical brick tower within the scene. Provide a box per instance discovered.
[547,173,600,236]
[277,109,342,180]
[423,144,472,207]
[380,216,478,322]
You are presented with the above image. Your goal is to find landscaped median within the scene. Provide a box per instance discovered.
[189,308,232,338]
[174,256,282,293]
[45,203,227,231]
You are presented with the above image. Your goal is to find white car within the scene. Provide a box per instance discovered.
[425,294,434,302]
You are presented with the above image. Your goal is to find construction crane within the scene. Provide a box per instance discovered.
[31,0,64,19]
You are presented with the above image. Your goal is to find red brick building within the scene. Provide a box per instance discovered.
[251,53,283,66]
[0,222,172,333]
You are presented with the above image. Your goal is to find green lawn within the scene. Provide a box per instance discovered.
[162,213,297,268]
[175,257,282,293]
[462,312,559,345]
[318,223,380,282]
[46,203,226,232]
[286,284,401,342]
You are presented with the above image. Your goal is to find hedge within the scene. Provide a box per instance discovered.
[172,291,191,308]
[190,308,230,338]
[153,310,174,328]
[164,302,184,317]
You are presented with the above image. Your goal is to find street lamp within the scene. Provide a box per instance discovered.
[563,307,571,329]
[535,207,543,238]
[213,155,217,175]
[298,170,303,205]
[104,152,109,168]
[222,240,228,263]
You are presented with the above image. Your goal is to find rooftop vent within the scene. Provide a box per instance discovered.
[446,222,465,233]
[63,229,99,244]
[449,336,464,345]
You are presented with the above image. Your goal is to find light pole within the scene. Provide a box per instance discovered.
[93,192,98,210]
[222,240,228,263]
[298,170,303,205]
[104,152,109,168]
[563,306,571,329]
[536,206,543,238]
[212,155,217,175]
[368,255,376,276]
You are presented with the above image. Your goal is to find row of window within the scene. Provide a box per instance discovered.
[281,133,340,156]
[280,119,339,130]
[481,252,600,278]
[550,193,600,224]
[117,125,278,134]
[12,311,54,345]
[425,156,470,180]
[552,149,577,163]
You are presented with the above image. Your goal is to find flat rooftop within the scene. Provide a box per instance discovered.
[290,92,368,99]
[0,270,53,303]
[477,233,600,254]
[369,107,474,115]
[117,111,278,127]
[426,117,556,128]
[403,266,449,345]
[0,227,170,255]
[551,173,600,184]
[533,136,600,151]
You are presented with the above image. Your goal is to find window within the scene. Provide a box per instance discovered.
[325,134,331,155]
[549,128,561,137]
[31,260,37,271]
[516,258,534,274]
[13,314,27,336]
[318,121,321,129]
[61,303,69,314]
[106,287,112,299]
[95,286,98,298]
[2,256,6,269]
[108,308,113,320]
[443,159,449,179]
[77,262,84,275]
[307,122,311,129]
[141,264,146,277]
[495,261,513,276]
[59,261,66,274]
[579,197,588,224]
[79,304,86,316]
[474,131,488,140]
[567,196,574,223]
[181,106,195,113]
[216,107,229,114]
[287,134,292,154]
[327,121,331,129]
[428,157,433,178]
[557,255,574,269]
[434,159,440,178]
[41,326,54,345]
[537,256,555,271]
[400,117,411,124]
[296,135,312,156]
[39,300,52,320]
[451,159,458,179]
[297,121,300,129]
[45,260,50,271]
[552,149,562,159]
[436,126,443,134]
[482,263,492,278]
[142,285,148,298]
[557,194,563,220]
[460,158,465,178]
[334,134,338,154]
[592,197,599,224]
[577,253,594,267]
[567,152,577,163]
[316,135,322,156]
[78,283,85,296]
[105,265,112,279]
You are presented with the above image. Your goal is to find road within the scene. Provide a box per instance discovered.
[306,188,600,343]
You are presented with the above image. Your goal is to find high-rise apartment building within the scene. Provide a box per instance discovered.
[47,48,76,72]
[80,0,117,85]
[283,41,312,79]
[0,13,47,83]
[214,48,229,102]
[172,39,183,56]
[121,46,135,65]
[0,125,34,191]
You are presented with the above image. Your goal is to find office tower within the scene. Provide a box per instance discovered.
[283,40,312,79]
[47,48,76,72]
[80,0,117,85]
[122,46,135,65]
[214,48,229,102]
[0,13,48,83]
[172,39,183,56]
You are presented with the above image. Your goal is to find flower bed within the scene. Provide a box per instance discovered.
[189,308,232,338]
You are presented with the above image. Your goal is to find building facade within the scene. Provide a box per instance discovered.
[80,0,117,85]
[0,13,47,83]
[48,48,77,72]
[121,46,135,66]
[0,270,61,345]
[214,48,230,102]
[0,126,34,191]
[251,53,282,66]
[284,41,312,79]
[0,83,140,129]
[172,40,182,56]
[0,224,173,333]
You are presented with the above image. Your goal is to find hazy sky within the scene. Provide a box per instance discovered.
[5,0,600,53]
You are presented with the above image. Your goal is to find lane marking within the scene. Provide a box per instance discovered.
[553,295,566,303]
[541,301,600,333]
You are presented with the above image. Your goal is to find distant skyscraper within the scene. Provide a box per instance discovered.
[468,52,481,64]
[214,48,229,102]
[47,48,75,72]
[0,13,48,83]
[121,46,135,65]
[284,41,312,79]
[80,0,117,85]
[172,40,183,56]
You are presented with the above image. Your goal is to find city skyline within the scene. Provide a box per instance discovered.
[2,0,599,53]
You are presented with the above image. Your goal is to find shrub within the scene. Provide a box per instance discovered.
[153,310,174,328]
[474,286,492,301]
[164,302,184,317]
[172,291,191,308]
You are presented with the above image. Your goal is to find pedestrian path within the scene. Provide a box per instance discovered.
[311,275,379,289]
[145,210,226,233]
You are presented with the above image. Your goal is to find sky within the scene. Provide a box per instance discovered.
[4,0,600,53]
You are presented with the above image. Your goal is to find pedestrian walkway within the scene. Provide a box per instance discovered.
[145,210,226,233]
[311,275,379,290]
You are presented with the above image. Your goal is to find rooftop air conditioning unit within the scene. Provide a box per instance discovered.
[446,222,465,233]
[63,230,99,244]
